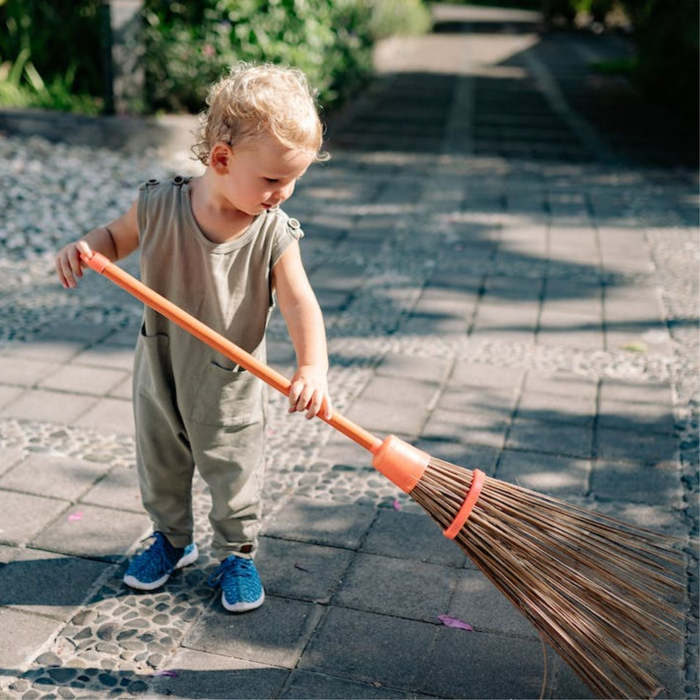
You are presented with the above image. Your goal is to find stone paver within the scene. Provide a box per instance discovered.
[506,416,593,458]
[0,3,696,699]
[0,548,111,620]
[31,504,149,562]
[360,508,469,567]
[0,608,63,669]
[184,596,323,668]
[80,465,143,512]
[256,537,354,603]
[0,454,111,501]
[0,355,61,386]
[0,385,24,412]
[74,396,134,435]
[333,552,457,621]
[38,364,128,396]
[298,607,435,689]
[419,629,545,699]
[592,458,683,506]
[448,568,537,638]
[0,490,69,545]
[262,497,376,550]
[149,648,289,699]
[0,388,99,423]
[496,449,590,496]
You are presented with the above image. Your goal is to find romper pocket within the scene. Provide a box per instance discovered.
[134,322,173,401]
[191,360,263,427]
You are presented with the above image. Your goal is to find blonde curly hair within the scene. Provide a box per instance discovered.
[192,62,327,165]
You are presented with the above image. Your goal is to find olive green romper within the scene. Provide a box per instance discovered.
[134,176,303,560]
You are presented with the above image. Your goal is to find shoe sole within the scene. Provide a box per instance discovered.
[123,543,199,591]
[221,589,265,613]
[175,544,199,569]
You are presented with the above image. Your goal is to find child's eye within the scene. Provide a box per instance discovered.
[264,177,279,183]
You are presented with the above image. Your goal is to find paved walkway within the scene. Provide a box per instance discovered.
[0,5,697,699]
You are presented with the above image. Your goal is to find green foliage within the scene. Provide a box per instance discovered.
[0,47,101,114]
[143,0,378,114]
[0,0,103,96]
[0,0,432,115]
[369,0,432,40]
[0,0,103,113]
[142,0,433,114]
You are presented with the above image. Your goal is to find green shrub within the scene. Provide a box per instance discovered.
[369,0,432,40]
[0,0,103,98]
[0,46,101,114]
[143,0,376,114]
[143,0,434,114]
[0,0,103,113]
[0,0,433,115]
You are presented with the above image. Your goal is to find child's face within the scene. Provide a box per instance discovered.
[217,135,314,216]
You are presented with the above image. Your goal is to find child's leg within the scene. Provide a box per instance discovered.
[190,420,266,611]
[135,391,197,548]
[182,357,266,610]
[124,389,198,591]
[189,420,265,560]
[123,335,199,591]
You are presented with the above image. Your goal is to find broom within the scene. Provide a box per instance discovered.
[79,250,686,699]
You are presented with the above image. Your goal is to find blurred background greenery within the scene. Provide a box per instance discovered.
[0,0,431,115]
[141,0,430,113]
[0,0,696,128]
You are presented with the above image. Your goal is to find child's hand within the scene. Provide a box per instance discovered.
[56,240,93,289]
[288,365,333,420]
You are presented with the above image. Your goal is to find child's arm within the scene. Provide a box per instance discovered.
[55,200,139,289]
[272,241,332,420]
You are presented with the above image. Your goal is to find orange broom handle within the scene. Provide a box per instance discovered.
[80,251,383,455]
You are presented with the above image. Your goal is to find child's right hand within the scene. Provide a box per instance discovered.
[55,239,93,289]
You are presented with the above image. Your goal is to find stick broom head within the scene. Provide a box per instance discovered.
[409,456,686,698]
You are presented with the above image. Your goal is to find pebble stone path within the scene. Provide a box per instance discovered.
[0,5,697,699]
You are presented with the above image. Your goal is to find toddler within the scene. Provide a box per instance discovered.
[55,63,333,612]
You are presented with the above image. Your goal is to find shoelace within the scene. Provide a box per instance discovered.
[207,556,256,588]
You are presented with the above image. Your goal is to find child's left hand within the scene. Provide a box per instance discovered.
[288,365,332,420]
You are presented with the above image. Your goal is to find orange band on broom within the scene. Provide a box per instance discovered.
[443,469,485,539]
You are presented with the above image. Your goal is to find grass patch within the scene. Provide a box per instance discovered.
[0,50,102,114]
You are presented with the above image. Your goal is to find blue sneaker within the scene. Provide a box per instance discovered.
[123,531,198,591]
[208,555,265,612]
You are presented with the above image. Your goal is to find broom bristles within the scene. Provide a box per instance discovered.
[411,456,687,699]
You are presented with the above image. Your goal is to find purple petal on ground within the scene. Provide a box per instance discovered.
[392,499,402,511]
[438,614,474,631]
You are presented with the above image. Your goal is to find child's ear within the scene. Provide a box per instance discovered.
[209,142,232,174]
